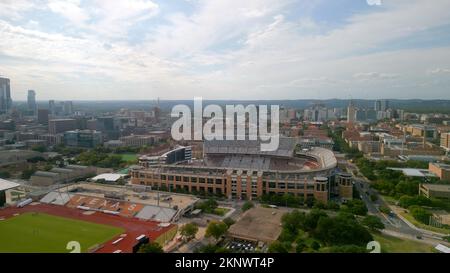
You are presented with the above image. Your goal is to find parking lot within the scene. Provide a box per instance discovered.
[224,240,261,253]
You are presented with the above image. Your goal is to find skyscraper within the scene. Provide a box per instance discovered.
[63,101,73,115]
[27,90,37,115]
[374,100,382,111]
[0,77,12,114]
[380,99,390,111]
[49,100,55,115]
[347,100,356,123]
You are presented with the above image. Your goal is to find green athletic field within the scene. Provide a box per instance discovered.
[0,212,124,253]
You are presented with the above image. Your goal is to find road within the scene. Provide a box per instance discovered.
[349,161,447,246]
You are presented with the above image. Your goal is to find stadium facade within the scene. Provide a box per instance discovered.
[130,138,353,204]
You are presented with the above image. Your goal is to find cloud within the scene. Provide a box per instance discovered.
[353,72,399,80]
[428,68,450,75]
[1,0,450,100]
[47,0,89,26]
[0,0,43,20]
[45,0,159,37]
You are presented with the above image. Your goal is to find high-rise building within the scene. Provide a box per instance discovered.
[374,100,382,111]
[37,109,49,125]
[347,101,356,123]
[63,101,73,115]
[380,99,390,111]
[27,90,37,115]
[355,109,366,122]
[49,100,56,115]
[0,77,12,113]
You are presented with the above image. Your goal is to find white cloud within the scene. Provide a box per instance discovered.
[47,0,89,26]
[428,68,450,75]
[353,72,399,80]
[0,0,43,20]
[1,0,450,100]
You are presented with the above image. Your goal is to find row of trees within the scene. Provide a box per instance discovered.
[259,193,315,208]
[76,150,125,169]
[355,157,433,198]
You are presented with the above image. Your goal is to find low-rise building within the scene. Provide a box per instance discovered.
[227,207,285,244]
[0,150,43,167]
[30,165,96,186]
[120,135,156,147]
[419,183,450,199]
[441,132,450,151]
[49,119,78,134]
[64,130,103,148]
[429,162,450,181]
[38,133,63,146]
[404,124,438,139]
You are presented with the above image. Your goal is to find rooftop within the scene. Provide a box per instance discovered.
[0,178,20,191]
[91,173,126,182]
[421,184,450,192]
[227,206,285,243]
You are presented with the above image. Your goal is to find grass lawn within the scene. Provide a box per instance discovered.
[373,233,435,253]
[118,153,138,162]
[0,212,124,253]
[380,195,397,205]
[400,211,450,235]
[212,207,230,216]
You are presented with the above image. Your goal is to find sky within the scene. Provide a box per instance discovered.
[1,0,450,101]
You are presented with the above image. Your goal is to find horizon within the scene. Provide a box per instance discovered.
[10,98,450,102]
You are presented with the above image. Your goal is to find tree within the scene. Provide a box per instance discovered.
[138,242,164,253]
[223,217,235,228]
[180,223,198,240]
[303,209,328,231]
[205,221,228,240]
[21,168,36,179]
[195,199,218,214]
[398,195,432,208]
[362,215,385,231]
[343,199,368,216]
[242,201,254,212]
[409,206,432,224]
[322,245,368,253]
[268,241,289,253]
[0,171,11,179]
[313,215,373,246]
[32,145,47,153]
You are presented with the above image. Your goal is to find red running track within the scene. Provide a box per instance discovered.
[0,203,176,253]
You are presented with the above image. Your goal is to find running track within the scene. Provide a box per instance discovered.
[0,203,176,253]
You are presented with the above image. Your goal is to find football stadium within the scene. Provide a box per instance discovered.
[131,138,353,204]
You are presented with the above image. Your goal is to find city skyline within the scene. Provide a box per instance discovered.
[0,0,450,100]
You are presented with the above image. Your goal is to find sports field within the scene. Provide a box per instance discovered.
[0,212,124,253]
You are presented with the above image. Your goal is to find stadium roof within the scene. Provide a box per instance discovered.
[204,137,297,158]
[0,178,20,191]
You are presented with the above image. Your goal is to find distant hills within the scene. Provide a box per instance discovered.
[17,99,450,113]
